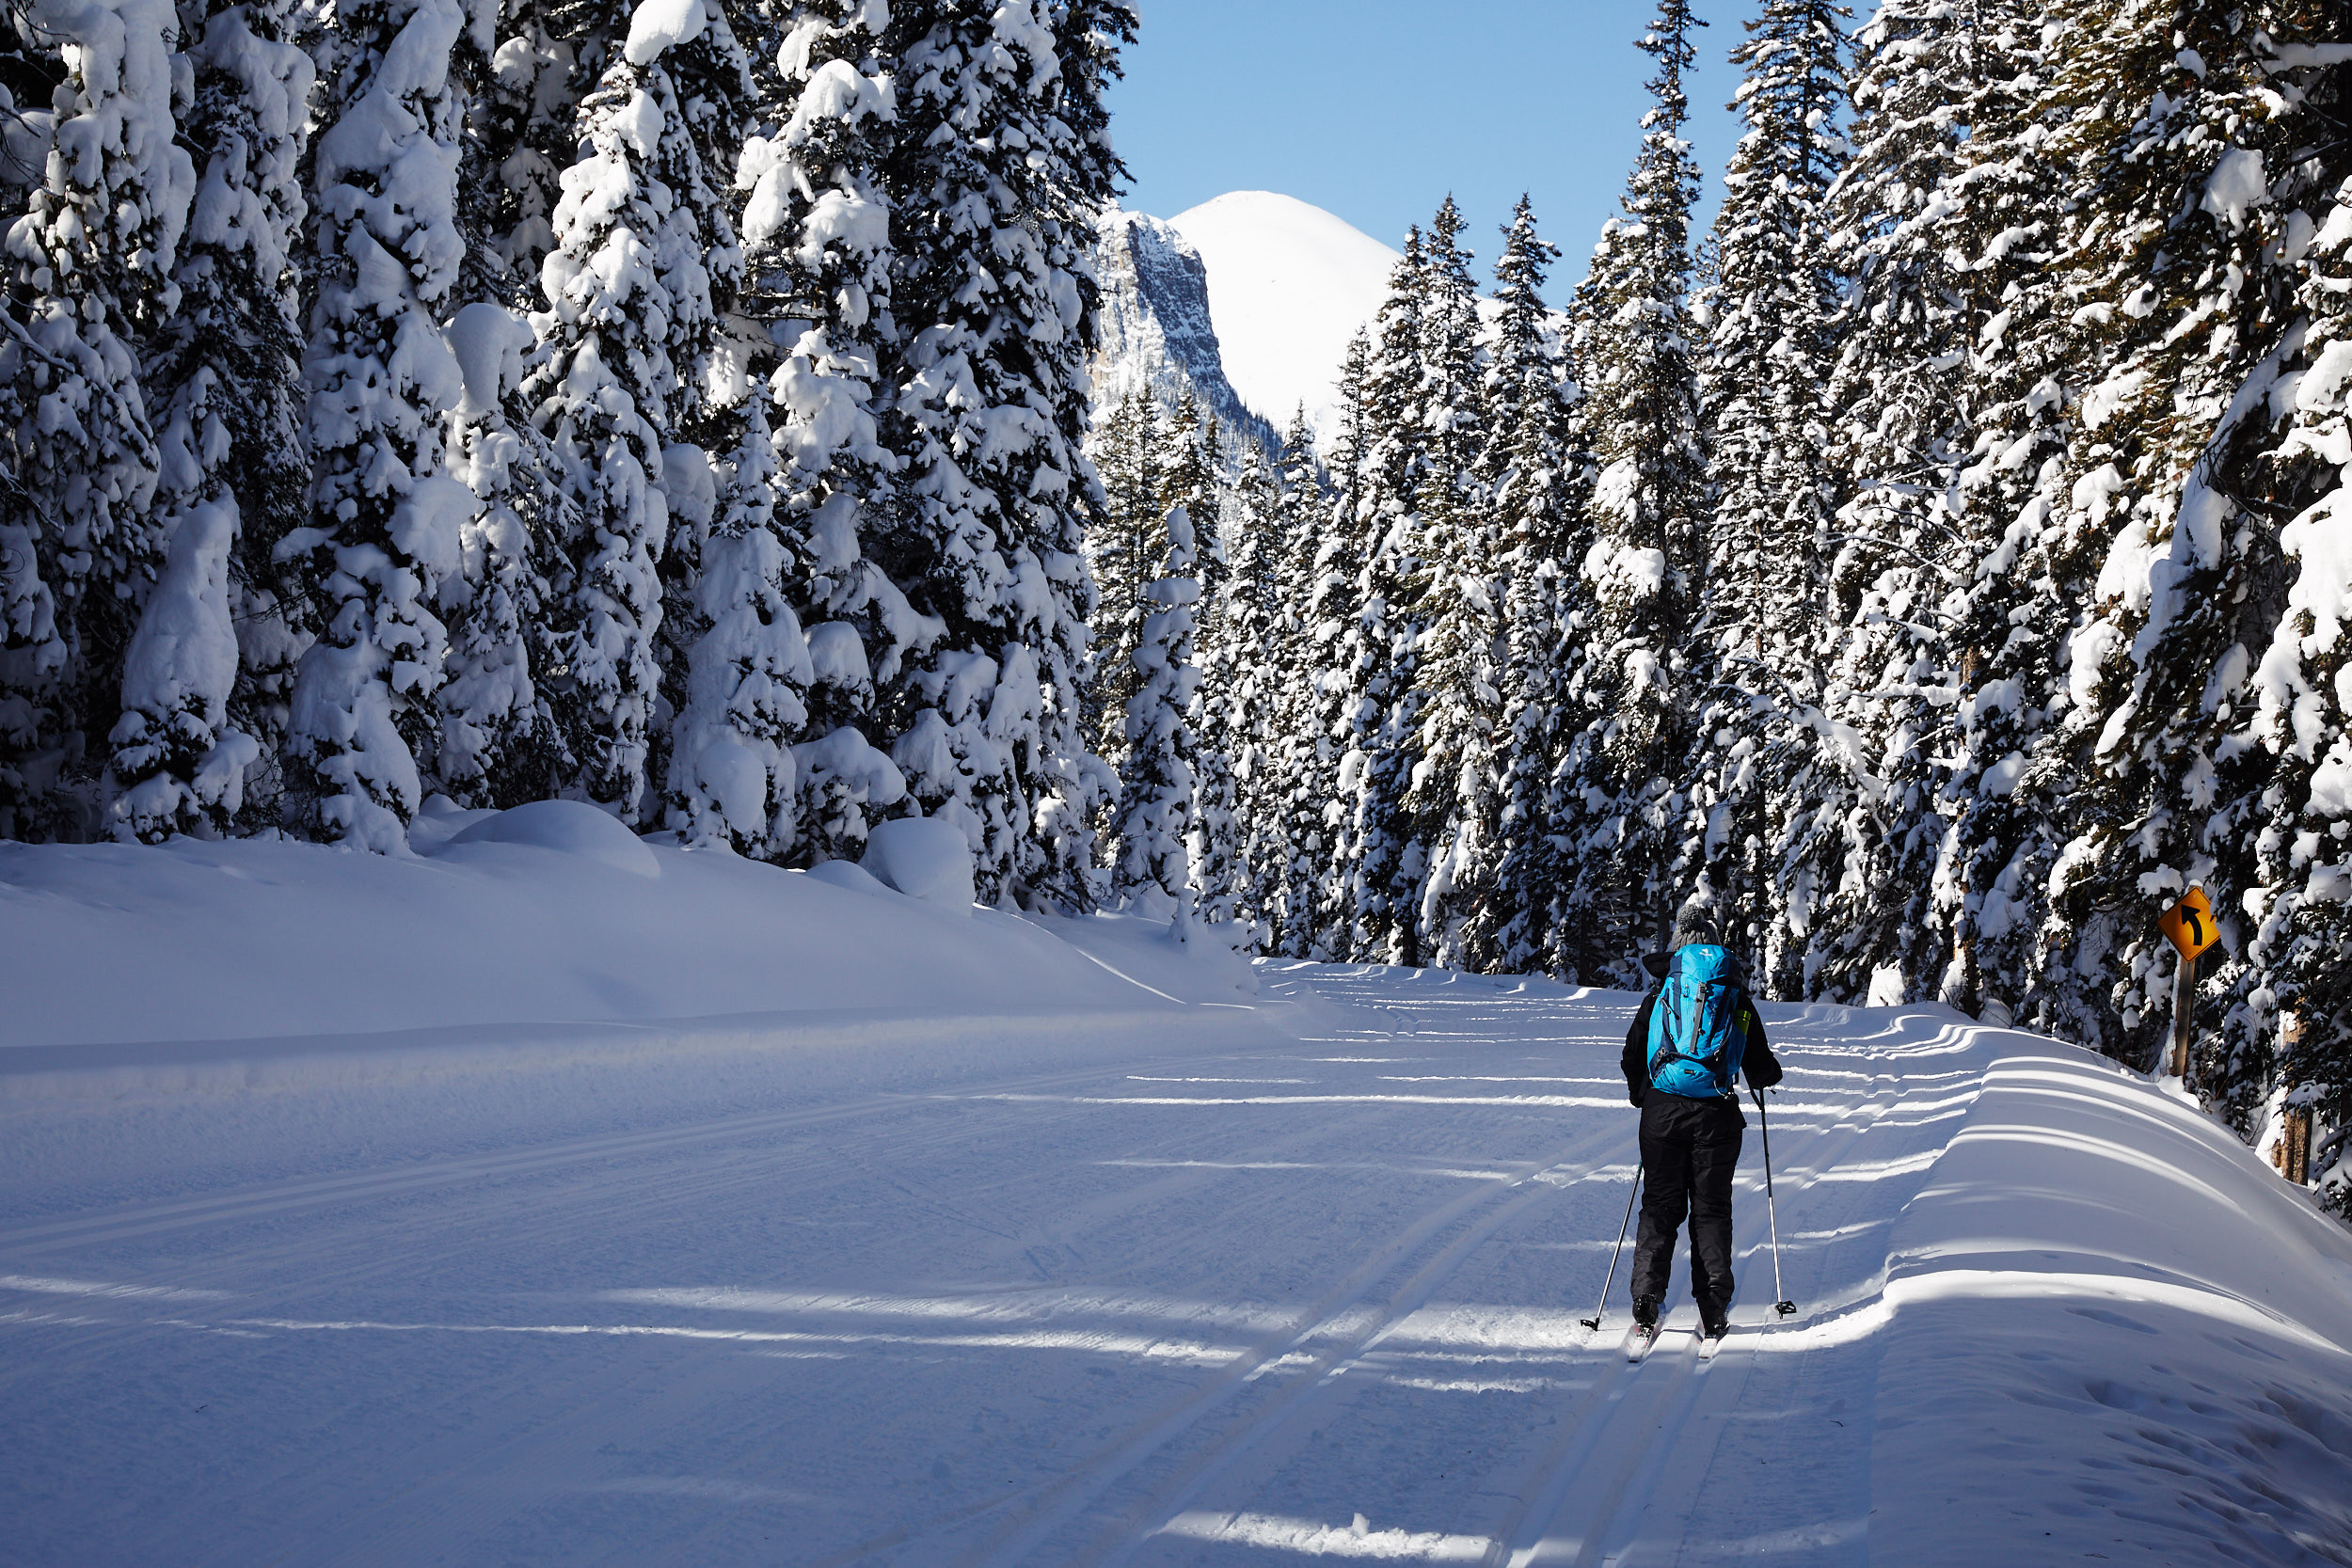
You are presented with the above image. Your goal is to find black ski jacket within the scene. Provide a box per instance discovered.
[1621,974,1783,1117]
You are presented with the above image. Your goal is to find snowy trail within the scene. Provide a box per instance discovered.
[5,963,2348,1565]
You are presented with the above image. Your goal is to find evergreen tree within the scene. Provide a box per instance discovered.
[109,0,310,839]
[1085,386,1166,773]
[524,0,743,827]
[0,0,192,840]
[470,0,578,292]
[2038,0,2345,1057]
[1330,226,1435,964]
[1200,441,1279,933]
[1159,390,1219,627]
[284,0,475,849]
[1109,502,1199,930]
[1477,199,1590,975]
[1268,406,1333,956]
[1694,0,1847,985]
[668,0,919,862]
[1912,1,2080,1028]
[2227,159,2352,1209]
[873,0,1133,908]
[1563,0,1709,978]
[436,300,565,809]
[1790,0,1984,1003]
[1405,199,1500,969]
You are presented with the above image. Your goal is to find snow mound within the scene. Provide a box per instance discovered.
[802,858,892,897]
[1167,192,1399,451]
[443,800,660,879]
[0,835,1278,1069]
[860,816,975,914]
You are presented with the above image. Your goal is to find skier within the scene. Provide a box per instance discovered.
[1618,905,1783,1354]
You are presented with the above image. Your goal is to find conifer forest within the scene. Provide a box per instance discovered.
[3,0,2350,1205]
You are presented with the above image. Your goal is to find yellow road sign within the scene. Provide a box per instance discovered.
[2161,888,2220,960]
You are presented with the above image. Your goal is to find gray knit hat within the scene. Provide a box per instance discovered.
[1671,902,1722,950]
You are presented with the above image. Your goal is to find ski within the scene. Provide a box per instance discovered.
[1624,1323,1661,1363]
[1698,1328,1726,1360]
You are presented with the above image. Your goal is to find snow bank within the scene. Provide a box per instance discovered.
[0,828,1264,1074]
[1868,1037,2352,1560]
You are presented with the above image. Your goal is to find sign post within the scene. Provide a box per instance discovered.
[2156,889,2221,1080]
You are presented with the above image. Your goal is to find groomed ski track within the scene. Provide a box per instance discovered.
[1,960,2328,1564]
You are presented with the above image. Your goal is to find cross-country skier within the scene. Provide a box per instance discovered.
[1618,904,1783,1354]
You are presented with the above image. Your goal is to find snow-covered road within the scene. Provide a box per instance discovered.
[6,959,2349,1565]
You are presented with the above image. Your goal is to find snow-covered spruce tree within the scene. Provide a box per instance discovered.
[766,0,934,864]
[1563,0,1709,980]
[642,3,757,821]
[872,0,1132,909]
[281,0,479,848]
[471,0,580,291]
[1692,0,1847,988]
[2223,157,2352,1207]
[417,0,593,815]
[436,298,569,809]
[1405,198,1500,971]
[1329,225,1432,965]
[1159,402,1226,629]
[1785,0,1985,1003]
[2036,2,2346,1062]
[1268,405,1334,956]
[1200,440,1279,933]
[663,0,920,863]
[522,0,745,828]
[1875,0,2077,1027]
[1109,503,1199,931]
[107,0,312,840]
[1085,386,1166,773]
[1161,390,1235,914]
[665,396,818,855]
[1297,335,1375,958]
[1476,198,1591,976]
[0,0,192,840]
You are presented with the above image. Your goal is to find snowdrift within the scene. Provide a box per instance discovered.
[1867,1040,2352,1560]
[0,807,1271,1106]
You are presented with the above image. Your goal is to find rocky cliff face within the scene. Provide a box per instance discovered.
[1089,209,1281,458]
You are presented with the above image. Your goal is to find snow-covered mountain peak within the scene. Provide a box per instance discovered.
[1167,192,1400,451]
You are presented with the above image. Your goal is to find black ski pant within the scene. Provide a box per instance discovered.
[1630,1093,1743,1316]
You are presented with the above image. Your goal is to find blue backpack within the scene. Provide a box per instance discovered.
[1645,944,1754,1101]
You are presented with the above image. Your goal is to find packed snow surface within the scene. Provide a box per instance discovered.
[5,834,2351,1565]
[1168,191,1399,451]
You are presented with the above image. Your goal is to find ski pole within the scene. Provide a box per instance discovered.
[1580,1161,1642,1333]
[1755,1087,1796,1317]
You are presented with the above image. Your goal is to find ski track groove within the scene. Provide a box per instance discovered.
[1069,1127,1641,1568]
[3,970,2002,1568]
[942,1121,1631,1568]
[0,1064,1226,1396]
[0,1053,1220,1254]
[807,987,1624,1568]
[1477,1045,1945,1568]
[1053,1002,1939,1568]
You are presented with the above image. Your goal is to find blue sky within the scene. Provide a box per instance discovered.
[1105,0,1763,289]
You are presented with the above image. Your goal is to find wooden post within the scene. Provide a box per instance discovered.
[2166,949,2195,1080]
